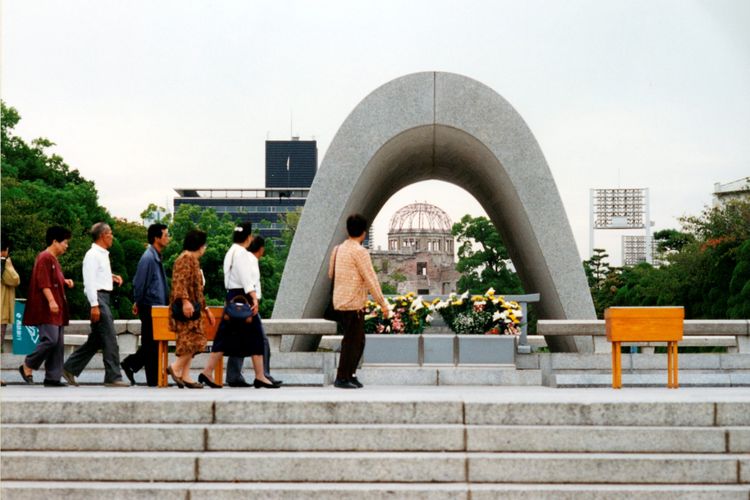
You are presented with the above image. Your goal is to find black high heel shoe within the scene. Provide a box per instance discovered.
[254,378,280,389]
[198,373,221,389]
[166,365,184,389]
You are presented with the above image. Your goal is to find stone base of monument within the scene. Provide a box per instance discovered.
[524,353,750,388]
[2,386,749,498]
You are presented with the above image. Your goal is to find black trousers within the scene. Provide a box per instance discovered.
[336,310,365,380]
[121,305,158,386]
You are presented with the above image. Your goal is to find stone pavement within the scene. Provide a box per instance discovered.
[3,383,750,403]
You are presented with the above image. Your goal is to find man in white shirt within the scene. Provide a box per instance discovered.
[63,222,128,387]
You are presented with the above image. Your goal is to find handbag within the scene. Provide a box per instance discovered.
[223,295,254,324]
[171,300,202,322]
[323,246,339,322]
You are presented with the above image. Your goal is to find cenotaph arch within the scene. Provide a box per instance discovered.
[273,72,595,353]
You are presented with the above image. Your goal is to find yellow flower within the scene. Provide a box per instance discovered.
[471,295,484,302]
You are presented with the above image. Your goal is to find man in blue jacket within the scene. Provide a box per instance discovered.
[121,224,170,386]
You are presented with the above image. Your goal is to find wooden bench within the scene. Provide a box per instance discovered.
[152,306,224,388]
[605,307,684,389]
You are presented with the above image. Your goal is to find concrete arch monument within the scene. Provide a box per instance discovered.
[273,72,595,353]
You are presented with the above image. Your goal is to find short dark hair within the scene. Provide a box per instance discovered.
[183,230,207,251]
[248,235,265,253]
[232,222,253,243]
[1,231,10,251]
[346,214,368,238]
[46,226,72,246]
[147,224,168,244]
[91,222,111,242]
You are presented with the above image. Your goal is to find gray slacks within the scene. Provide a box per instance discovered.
[226,314,271,384]
[63,292,123,383]
[25,324,65,382]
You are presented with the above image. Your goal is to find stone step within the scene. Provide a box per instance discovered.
[3,423,748,453]
[358,366,542,385]
[4,397,749,426]
[552,372,750,388]
[2,451,748,483]
[3,482,749,500]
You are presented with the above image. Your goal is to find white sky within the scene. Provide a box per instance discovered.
[2,0,749,266]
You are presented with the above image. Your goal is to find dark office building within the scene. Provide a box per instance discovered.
[173,188,308,240]
[173,139,317,241]
[265,139,317,188]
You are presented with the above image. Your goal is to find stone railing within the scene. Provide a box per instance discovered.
[536,320,750,353]
[3,318,338,356]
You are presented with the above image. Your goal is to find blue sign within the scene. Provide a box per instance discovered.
[13,299,39,355]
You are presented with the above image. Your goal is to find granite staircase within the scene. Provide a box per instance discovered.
[2,389,750,499]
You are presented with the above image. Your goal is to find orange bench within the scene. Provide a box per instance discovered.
[152,305,224,388]
[605,306,684,389]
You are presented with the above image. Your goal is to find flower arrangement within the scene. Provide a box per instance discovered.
[434,288,522,335]
[364,292,434,334]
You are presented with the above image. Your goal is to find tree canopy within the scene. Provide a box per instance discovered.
[451,214,523,295]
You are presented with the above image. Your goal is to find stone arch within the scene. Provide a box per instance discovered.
[273,72,595,353]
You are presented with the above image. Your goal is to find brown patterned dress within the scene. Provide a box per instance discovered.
[169,251,207,357]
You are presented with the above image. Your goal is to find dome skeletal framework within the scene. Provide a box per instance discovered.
[389,202,452,234]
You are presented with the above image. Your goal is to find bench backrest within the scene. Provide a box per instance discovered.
[151,305,224,341]
[605,306,684,342]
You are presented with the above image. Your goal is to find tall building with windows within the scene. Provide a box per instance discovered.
[173,139,317,240]
[265,139,317,188]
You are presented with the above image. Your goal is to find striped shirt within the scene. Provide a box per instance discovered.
[328,239,387,311]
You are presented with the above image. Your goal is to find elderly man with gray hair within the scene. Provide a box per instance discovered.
[63,222,129,386]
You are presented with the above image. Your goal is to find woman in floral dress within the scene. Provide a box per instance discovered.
[167,230,215,388]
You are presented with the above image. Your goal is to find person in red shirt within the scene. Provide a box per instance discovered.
[19,226,74,386]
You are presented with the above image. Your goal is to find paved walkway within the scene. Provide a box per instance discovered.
[2,385,750,403]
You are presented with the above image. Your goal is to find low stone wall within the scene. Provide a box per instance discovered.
[538,320,750,353]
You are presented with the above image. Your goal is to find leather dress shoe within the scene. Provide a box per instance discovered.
[334,378,357,389]
[267,376,283,386]
[166,365,184,389]
[105,379,130,387]
[227,379,252,387]
[43,379,67,387]
[183,380,204,389]
[62,369,79,387]
[350,376,363,388]
[121,362,136,385]
[18,365,33,384]
[198,373,222,388]
[254,378,280,389]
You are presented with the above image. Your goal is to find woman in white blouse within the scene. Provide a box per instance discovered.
[199,223,278,389]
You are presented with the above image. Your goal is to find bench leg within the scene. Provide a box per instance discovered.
[214,358,224,388]
[158,341,168,388]
[611,341,622,389]
[668,341,679,389]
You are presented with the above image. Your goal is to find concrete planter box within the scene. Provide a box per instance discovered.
[363,334,420,364]
[422,334,455,365]
[457,335,516,365]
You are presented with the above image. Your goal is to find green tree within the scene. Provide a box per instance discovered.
[1,101,112,319]
[451,215,523,295]
[605,200,750,319]
[583,249,623,317]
